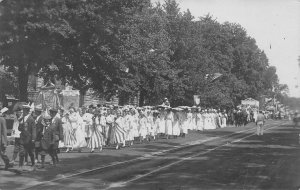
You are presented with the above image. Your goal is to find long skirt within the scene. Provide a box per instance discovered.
[109,124,126,144]
[181,120,188,134]
[172,121,181,136]
[73,124,87,149]
[132,124,139,138]
[63,123,76,148]
[165,120,173,135]
[221,118,227,128]
[159,119,166,134]
[87,125,104,149]
[139,125,148,139]
[126,128,135,141]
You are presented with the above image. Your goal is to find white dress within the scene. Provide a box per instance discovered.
[172,113,181,136]
[73,114,87,148]
[139,116,148,139]
[165,112,174,135]
[159,111,166,134]
[181,112,188,134]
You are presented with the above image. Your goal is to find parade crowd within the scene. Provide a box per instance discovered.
[0,98,259,171]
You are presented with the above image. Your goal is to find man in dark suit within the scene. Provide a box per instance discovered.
[34,105,43,164]
[18,104,36,170]
[0,107,12,170]
[49,107,63,164]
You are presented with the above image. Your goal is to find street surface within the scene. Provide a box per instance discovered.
[1,120,300,190]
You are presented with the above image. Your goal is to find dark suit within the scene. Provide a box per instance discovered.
[51,116,64,143]
[18,114,36,166]
[35,115,44,142]
[0,116,10,167]
[35,115,44,160]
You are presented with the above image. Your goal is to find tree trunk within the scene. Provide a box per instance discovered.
[79,88,86,107]
[139,89,146,107]
[18,64,29,102]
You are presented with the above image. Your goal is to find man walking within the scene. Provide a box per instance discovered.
[34,105,43,164]
[18,104,36,170]
[256,111,265,136]
[49,107,63,165]
[0,107,12,170]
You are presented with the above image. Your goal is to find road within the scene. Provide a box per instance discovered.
[1,120,300,190]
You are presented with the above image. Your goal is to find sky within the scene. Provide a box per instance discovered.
[154,0,300,97]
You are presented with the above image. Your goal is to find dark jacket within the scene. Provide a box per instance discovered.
[35,115,44,141]
[41,125,55,150]
[18,115,36,144]
[0,116,7,145]
[51,116,63,141]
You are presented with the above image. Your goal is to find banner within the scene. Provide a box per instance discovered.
[241,98,259,108]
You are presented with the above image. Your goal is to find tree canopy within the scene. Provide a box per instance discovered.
[0,0,287,108]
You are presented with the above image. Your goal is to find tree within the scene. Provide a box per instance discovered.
[0,0,71,101]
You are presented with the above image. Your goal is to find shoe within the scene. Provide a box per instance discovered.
[90,149,94,153]
[99,147,102,152]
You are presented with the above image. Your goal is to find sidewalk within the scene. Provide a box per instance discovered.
[0,121,276,189]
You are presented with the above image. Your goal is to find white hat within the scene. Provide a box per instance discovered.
[0,107,8,114]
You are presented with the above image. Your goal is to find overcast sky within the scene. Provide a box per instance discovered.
[153,0,300,97]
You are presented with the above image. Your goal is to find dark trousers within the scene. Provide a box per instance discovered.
[19,142,35,166]
[0,144,10,166]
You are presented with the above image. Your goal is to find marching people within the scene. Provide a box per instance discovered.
[111,110,126,149]
[10,107,22,166]
[3,100,265,173]
[34,105,44,164]
[87,110,104,152]
[256,111,266,136]
[62,111,75,153]
[18,104,36,170]
[0,107,12,170]
[39,112,56,168]
[73,108,87,152]
[49,108,63,164]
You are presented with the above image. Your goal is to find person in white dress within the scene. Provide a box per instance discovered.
[196,108,204,131]
[165,108,174,139]
[110,111,126,149]
[62,112,76,152]
[82,108,94,145]
[159,108,166,136]
[72,108,87,152]
[180,110,188,137]
[87,110,105,152]
[172,109,181,137]
[138,112,148,142]
[186,109,193,131]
